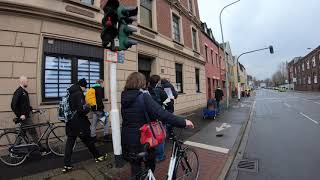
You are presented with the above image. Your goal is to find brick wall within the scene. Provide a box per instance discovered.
[157,0,171,38]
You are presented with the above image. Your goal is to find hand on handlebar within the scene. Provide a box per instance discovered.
[185,120,194,129]
[20,115,26,120]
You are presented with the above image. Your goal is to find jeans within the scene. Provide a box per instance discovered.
[216,100,221,114]
[155,143,165,161]
[20,117,40,144]
[64,134,100,166]
[90,111,109,137]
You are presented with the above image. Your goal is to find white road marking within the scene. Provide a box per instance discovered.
[184,141,229,154]
[284,103,291,108]
[299,112,319,125]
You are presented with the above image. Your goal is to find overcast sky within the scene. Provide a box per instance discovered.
[198,0,320,80]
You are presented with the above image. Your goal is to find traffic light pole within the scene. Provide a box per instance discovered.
[106,50,124,168]
[236,46,274,100]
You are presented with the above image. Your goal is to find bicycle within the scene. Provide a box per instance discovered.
[0,109,68,166]
[133,128,200,180]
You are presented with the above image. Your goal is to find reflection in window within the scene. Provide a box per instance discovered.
[44,56,72,98]
[140,0,153,28]
[78,59,100,87]
[175,63,183,93]
[172,14,181,42]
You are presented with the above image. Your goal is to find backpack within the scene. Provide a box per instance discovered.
[85,88,96,107]
[58,88,75,123]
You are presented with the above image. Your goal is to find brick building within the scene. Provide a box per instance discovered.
[200,23,226,100]
[0,0,206,129]
[288,46,320,91]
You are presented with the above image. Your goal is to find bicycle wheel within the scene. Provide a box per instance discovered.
[47,125,70,156]
[0,131,28,166]
[174,147,199,180]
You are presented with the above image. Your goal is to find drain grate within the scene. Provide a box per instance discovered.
[237,159,258,173]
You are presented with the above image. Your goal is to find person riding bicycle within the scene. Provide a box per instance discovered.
[121,72,194,179]
[63,78,107,172]
[11,76,49,156]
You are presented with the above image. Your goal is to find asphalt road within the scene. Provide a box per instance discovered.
[233,89,320,180]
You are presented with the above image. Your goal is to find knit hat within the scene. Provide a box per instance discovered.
[78,78,88,88]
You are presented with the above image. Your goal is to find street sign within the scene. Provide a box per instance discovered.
[118,51,125,63]
[105,49,118,63]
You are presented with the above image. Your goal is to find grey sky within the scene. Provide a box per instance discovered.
[198,0,320,80]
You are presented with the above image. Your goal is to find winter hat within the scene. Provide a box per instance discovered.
[78,78,88,88]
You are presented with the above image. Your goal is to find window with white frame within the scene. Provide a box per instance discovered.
[172,13,181,42]
[188,0,194,13]
[308,76,311,84]
[312,57,316,67]
[140,0,153,28]
[191,28,198,51]
[302,63,305,71]
[307,60,310,69]
[314,73,318,84]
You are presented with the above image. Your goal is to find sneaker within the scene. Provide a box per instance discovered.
[95,154,107,163]
[62,165,73,173]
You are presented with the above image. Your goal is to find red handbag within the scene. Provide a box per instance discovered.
[139,93,167,148]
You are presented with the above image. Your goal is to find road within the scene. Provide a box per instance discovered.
[229,89,320,180]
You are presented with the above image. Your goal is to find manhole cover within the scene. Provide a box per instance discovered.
[237,159,258,173]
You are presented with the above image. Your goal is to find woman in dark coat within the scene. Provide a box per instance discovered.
[121,72,194,179]
[63,78,107,172]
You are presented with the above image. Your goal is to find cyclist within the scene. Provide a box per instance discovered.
[11,76,49,155]
[63,78,107,172]
[121,72,194,179]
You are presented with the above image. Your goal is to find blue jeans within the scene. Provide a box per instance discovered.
[90,111,109,137]
[155,142,165,161]
[216,100,221,114]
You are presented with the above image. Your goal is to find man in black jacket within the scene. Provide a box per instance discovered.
[63,78,107,172]
[88,79,111,142]
[215,87,224,114]
[11,76,49,155]
[161,79,178,113]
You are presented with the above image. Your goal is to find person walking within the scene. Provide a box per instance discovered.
[215,87,224,115]
[121,72,194,179]
[11,76,49,155]
[148,75,170,162]
[63,78,107,172]
[85,79,111,142]
[161,79,178,113]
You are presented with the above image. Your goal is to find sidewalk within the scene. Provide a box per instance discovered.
[12,97,254,180]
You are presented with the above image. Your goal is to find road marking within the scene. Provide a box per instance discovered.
[284,103,291,108]
[184,141,229,154]
[299,112,319,125]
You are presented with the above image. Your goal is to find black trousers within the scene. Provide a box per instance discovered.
[64,134,100,166]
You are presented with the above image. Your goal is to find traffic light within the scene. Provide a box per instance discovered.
[117,6,138,51]
[269,45,274,54]
[101,0,119,49]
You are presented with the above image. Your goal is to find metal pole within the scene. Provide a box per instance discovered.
[236,46,272,100]
[109,53,123,167]
[219,0,240,108]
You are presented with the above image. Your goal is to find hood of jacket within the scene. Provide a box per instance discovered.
[69,84,82,94]
[121,89,143,109]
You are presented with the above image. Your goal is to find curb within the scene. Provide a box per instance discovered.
[217,99,256,180]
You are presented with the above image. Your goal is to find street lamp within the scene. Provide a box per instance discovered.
[236,45,274,100]
[219,0,240,109]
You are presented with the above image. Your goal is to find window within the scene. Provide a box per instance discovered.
[192,28,198,51]
[215,53,218,65]
[140,0,153,28]
[175,63,183,93]
[211,50,214,64]
[172,14,181,42]
[307,60,310,69]
[314,73,318,84]
[195,68,200,92]
[308,76,311,84]
[204,45,208,62]
[80,0,94,5]
[42,38,104,101]
[188,0,194,13]
[312,57,316,67]
[302,63,305,71]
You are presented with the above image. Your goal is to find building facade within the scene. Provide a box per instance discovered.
[200,23,225,101]
[0,0,206,129]
[288,46,320,91]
